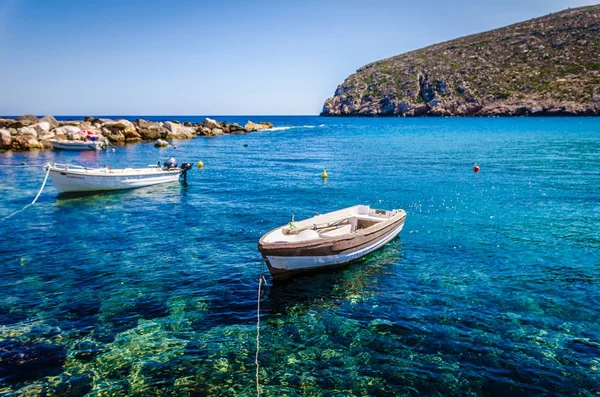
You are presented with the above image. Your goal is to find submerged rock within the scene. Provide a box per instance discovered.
[0,339,66,383]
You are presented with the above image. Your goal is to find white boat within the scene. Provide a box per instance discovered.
[48,139,108,151]
[45,160,192,193]
[258,205,407,280]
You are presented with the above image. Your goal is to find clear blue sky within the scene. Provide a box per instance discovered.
[0,0,596,115]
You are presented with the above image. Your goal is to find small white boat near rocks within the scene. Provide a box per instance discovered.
[45,158,192,193]
[258,205,406,280]
[48,139,108,151]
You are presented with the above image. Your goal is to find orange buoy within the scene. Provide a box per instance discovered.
[473,164,480,173]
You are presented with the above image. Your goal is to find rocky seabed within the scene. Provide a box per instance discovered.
[0,115,274,151]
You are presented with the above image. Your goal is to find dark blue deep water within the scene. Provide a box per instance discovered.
[0,117,599,396]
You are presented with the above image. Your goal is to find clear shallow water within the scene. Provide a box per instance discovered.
[0,117,599,396]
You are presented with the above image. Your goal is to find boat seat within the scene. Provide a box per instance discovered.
[318,223,353,238]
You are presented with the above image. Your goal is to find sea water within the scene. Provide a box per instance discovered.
[0,117,598,396]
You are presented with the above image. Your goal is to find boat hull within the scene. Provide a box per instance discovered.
[49,140,105,151]
[48,168,181,193]
[259,210,406,280]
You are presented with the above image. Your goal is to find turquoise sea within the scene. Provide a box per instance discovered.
[0,116,599,396]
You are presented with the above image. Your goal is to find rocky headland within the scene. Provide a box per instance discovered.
[0,116,273,151]
[322,5,600,117]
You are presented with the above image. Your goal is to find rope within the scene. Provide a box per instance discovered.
[255,273,267,397]
[2,167,50,221]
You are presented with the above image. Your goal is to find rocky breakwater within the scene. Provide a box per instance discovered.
[0,115,274,151]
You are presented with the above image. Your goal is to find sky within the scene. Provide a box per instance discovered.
[0,0,597,115]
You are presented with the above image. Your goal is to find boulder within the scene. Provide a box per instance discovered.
[101,126,125,143]
[38,130,56,142]
[135,119,167,140]
[164,121,194,139]
[17,126,38,138]
[58,120,81,127]
[0,119,13,128]
[202,117,222,130]
[39,115,59,129]
[15,114,38,126]
[198,127,212,136]
[31,121,51,135]
[219,122,231,134]
[54,125,84,140]
[211,128,224,136]
[0,129,12,148]
[12,135,44,150]
[244,121,270,132]
[154,139,169,147]
[78,121,95,131]
[229,123,246,133]
[102,119,139,142]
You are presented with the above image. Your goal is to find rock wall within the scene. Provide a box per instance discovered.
[0,115,274,151]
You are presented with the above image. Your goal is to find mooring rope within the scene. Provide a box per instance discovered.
[255,273,267,397]
[2,167,50,221]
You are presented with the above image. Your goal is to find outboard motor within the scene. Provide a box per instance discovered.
[180,162,192,181]
[163,157,178,170]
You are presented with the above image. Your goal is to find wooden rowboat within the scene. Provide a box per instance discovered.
[258,205,406,280]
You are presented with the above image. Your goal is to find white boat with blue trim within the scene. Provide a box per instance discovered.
[258,205,406,280]
[48,139,108,151]
[45,159,192,193]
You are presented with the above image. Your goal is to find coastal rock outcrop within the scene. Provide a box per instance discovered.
[0,116,275,151]
[322,5,600,117]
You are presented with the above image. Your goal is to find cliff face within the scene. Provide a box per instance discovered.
[322,5,600,117]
